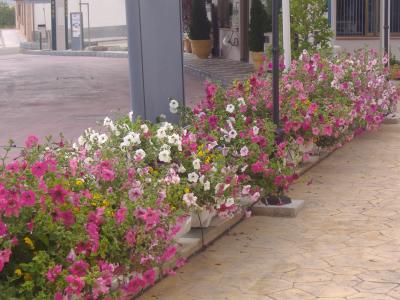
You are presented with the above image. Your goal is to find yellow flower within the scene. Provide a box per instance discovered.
[102,200,110,207]
[197,150,204,157]
[148,167,154,173]
[91,201,97,207]
[15,269,22,277]
[24,237,35,250]
[75,179,84,186]
[205,156,211,164]
[24,273,32,281]
[73,207,80,213]
[93,193,102,200]
[184,187,190,194]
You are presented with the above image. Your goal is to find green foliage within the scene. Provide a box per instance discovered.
[290,0,333,58]
[249,0,270,52]
[189,0,211,40]
[0,2,15,28]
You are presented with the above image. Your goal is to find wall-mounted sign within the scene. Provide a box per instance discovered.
[70,12,84,50]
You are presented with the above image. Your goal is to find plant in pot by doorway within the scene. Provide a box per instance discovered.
[249,0,270,70]
[189,0,212,59]
[390,52,400,80]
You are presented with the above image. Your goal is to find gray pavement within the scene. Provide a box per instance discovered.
[0,54,204,147]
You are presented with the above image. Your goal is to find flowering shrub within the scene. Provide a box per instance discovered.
[0,48,398,299]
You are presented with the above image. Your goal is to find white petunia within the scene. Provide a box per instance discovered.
[78,135,85,146]
[98,134,108,145]
[134,149,146,161]
[237,97,245,105]
[178,164,186,173]
[103,117,113,127]
[157,128,167,139]
[253,126,259,135]
[228,129,237,139]
[192,159,201,170]
[188,172,199,183]
[159,149,172,163]
[183,193,198,206]
[204,181,211,191]
[226,104,235,113]
[169,99,179,114]
[140,124,149,134]
[128,111,134,122]
[240,146,249,157]
[226,198,235,207]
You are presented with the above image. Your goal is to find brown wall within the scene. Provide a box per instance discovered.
[15,1,34,42]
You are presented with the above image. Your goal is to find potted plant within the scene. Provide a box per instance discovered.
[390,53,400,80]
[189,0,212,59]
[248,0,270,70]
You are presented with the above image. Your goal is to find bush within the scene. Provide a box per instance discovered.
[248,0,270,52]
[0,2,15,28]
[188,0,211,40]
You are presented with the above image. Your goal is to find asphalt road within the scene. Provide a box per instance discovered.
[0,54,204,148]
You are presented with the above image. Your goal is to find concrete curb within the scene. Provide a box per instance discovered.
[21,49,129,58]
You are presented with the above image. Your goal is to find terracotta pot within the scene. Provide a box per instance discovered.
[183,38,192,53]
[191,208,216,228]
[190,39,212,59]
[250,51,264,71]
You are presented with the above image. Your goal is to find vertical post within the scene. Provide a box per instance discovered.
[384,0,389,58]
[272,0,280,126]
[51,0,56,50]
[64,0,68,49]
[125,0,185,122]
[282,0,291,70]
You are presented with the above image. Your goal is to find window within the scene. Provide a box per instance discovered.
[336,0,400,36]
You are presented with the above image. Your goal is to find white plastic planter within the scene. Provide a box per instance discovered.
[174,216,192,239]
[191,209,216,228]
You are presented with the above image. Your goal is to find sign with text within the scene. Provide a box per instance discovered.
[70,12,84,50]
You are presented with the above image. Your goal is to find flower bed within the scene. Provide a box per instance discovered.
[0,49,398,299]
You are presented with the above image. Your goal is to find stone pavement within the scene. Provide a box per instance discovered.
[139,122,400,300]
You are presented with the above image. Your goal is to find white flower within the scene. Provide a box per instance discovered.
[240,146,249,157]
[72,143,79,151]
[237,97,245,105]
[178,164,186,173]
[78,135,85,146]
[228,129,237,139]
[169,99,179,114]
[192,159,201,170]
[157,128,167,139]
[226,104,235,113]
[226,198,235,207]
[140,124,149,134]
[168,134,181,146]
[98,134,108,145]
[188,172,199,183]
[128,111,134,122]
[89,132,99,143]
[103,117,113,127]
[159,149,172,163]
[134,149,146,161]
[253,126,259,135]
[204,181,211,191]
[84,157,93,165]
[242,185,251,195]
[183,193,197,206]
[123,132,141,146]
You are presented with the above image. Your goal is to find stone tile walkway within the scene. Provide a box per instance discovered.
[139,122,400,300]
[184,53,255,86]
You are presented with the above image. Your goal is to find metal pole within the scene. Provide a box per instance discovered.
[384,0,389,61]
[282,0,291,70]
[39,31,42,50]
[272,0,280,127]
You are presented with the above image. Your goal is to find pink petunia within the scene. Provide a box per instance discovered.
[68,260,89,277]
[49,185,68,205]
[0,249,12,272]
[20,190,36,206]
[25,135,39,149]
[115,205,127,224]
[65,275,85,296]
[143,268,156,286]
[47,265,62,282]
[125,229,136,247]
[31,161,47,178]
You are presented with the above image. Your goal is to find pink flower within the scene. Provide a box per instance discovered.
[25,135,39,149]
[86,222,100,253]
[69,159,78,177]
[0,191,21,217]
[21,190,36,206]
[54,291,63,300]
[124,276,145,295]
[65,275,85,296]
[0,221,7,237]
[93,277,110,299]
[47,265,62,282]
[251,161,264,174]
[125,229,136,246]
[115,205,127,224]
[0,249,12,272]
[312,127,320,136]
[208,115,219,129]
[128,187,143,201]
[49,185,68,205]
[296,136,304,145]
[31,161,47,178]
[143,268,156,286]
[323,125,333,136]
[161,246,177,262]
[68,260,89,277]
[5,161,19,173]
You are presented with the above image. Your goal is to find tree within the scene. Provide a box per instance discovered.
[290,0,333,57]
[248,0,270,52]
[0,2,15,28]
[188,0,211,40]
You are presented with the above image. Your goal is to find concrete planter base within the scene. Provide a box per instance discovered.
[251,199,305,218]
[383,113,400,124]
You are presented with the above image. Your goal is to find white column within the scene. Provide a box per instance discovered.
[282,0,291,70]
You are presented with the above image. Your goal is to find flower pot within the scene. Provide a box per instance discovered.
[250,51,264,71]
[190,39,212,59]
[184,38,192,53]
[191,208,216,228]
[174,216,192,239]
